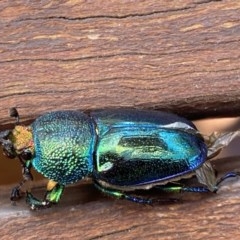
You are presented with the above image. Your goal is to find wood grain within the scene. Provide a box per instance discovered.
[1,0,240,128]
[1,157,240,240]
[1,1,240,239]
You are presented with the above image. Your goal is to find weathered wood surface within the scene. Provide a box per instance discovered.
[1,0,240,129]
[1,0,240,239]
[1,157,240,240]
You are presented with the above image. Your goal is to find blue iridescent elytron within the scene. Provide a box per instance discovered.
[0,108,233,209]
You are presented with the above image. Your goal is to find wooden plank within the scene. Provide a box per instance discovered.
[1,1,240,239]
[1,157,240,240]
[0,0,240,128]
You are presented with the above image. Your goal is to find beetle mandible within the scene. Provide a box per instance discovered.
[0,108,239,210]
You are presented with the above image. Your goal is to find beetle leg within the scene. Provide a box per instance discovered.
[216,171,240,188]
[26,181,65,210]
[94,181,179,204]
[154,184,210,193]
[94,181,153,204]
[11,160,33,202]
[45,180,65,203]
[26,192,52,210]
[11,179,27,202]
[156,170,240,194]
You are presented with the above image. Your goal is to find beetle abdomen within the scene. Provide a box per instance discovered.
[92,109,207,187]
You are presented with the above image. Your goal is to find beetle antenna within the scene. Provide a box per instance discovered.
[9,107,20,125]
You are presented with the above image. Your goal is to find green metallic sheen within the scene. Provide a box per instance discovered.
[91,109,207,187]
[32,111,96,185]
[1,108,221,210]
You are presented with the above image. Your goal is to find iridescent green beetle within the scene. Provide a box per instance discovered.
[0,108,239,210]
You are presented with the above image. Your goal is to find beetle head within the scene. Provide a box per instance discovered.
[0,108,34,161]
